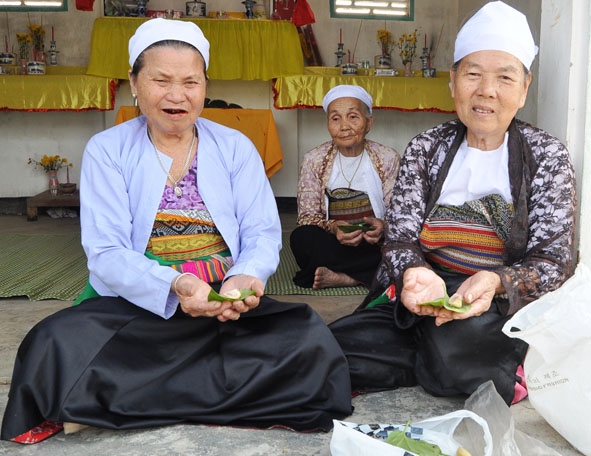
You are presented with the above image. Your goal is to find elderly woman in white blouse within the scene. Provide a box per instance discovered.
[290,85,400,290]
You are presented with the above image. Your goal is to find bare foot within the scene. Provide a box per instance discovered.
[313,267,359,289]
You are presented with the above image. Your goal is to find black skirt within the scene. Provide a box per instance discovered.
[290,225,382,288]
[1,296,353,441]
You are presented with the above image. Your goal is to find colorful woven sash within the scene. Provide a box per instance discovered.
[147,209,233,283]
[419,194,513,275]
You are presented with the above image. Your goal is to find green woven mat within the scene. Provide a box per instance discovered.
[0,233,87,301]
[0,233,368,301]
[265,235,369,296]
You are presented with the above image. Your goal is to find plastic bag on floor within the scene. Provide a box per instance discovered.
[463,381,561,456]
[502,262,591,456]
[331,409,492,456]
[330,381,560,456]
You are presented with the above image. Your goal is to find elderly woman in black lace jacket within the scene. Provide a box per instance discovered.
[330,1,577,405]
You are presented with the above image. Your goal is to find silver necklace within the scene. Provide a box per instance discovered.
[338,149,364,189]
[148,126,196,198]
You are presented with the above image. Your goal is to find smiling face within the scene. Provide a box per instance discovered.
[449,50,532,150]
[129,42,207,139]
[326,97,373,157]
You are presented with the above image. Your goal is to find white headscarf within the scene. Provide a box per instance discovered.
[322,85,373,114]
[128,18,210,70]
[454,1,538,70]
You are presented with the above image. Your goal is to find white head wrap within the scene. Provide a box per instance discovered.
[322,85,373,114]
[128,18,210,70]
[454,1,538,70]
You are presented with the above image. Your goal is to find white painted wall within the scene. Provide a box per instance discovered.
[536,0,590,263]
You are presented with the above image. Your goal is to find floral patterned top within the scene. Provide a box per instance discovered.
[375,119,577,316]
[296,139,401,231]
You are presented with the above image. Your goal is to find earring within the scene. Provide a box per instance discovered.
[132,93,138,107]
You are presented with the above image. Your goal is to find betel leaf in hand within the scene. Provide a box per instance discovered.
[417,285,471,313]
[337,222,376,233]
[385,422,448,456]
[207,288,256,302]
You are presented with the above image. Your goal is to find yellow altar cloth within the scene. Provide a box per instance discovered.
[115,106,283,177]
[273,67,455,112]
[0,66,117,111]
[87,17,304,81]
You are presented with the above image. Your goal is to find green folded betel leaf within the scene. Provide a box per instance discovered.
[207,288,256,302]
[337,222,376,233]
[417,284,471,313]
[385,422,448,455]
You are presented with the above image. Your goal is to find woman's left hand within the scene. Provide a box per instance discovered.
[362,217,384,244]
[432,270,502,326]
[218,274,264,322]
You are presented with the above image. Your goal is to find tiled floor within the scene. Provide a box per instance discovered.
[0,213,582,455]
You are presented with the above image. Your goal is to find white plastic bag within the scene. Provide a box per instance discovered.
[502,262,591,456]
[330,409,493,456]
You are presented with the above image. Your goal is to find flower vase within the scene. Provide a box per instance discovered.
[19,59,27,75]
[403,61,413,77]
[27,51,46,75]
[48,170,59,196]
[374,54,392,69]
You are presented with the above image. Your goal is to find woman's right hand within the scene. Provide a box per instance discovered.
[400,267,446,316]
[173,274,234,320]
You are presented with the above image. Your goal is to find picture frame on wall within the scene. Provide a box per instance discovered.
[104,0,137,16]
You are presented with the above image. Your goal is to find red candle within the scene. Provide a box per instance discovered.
[340,28,342,43]
[52,26,54,41]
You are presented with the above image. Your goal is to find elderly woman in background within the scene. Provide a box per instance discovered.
[1,19,352,444]
[330,1,576,405]
[290,85,400,289]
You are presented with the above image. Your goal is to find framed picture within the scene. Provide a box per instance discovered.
[104,0,137,16]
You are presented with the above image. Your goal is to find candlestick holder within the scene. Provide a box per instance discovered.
[420,47,436,78]
[242,0,256,19]
[334,42,345,67]
[420,47,429,71]
[48,40,59,66]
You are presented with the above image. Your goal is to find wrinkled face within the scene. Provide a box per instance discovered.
[450,50,532,149]
[129,45,207,136]
[326,97,373,154]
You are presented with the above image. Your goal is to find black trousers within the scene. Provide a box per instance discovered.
[329,272,528,404]
[290,225,381,288]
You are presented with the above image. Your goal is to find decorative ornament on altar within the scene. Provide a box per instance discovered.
[28,155,73,197]
[397,29,418,77]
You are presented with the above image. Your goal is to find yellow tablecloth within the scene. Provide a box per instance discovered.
[87,17,304,81]
[273,67,455,112]
[0,66,117,111]
[115,106,283,177]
